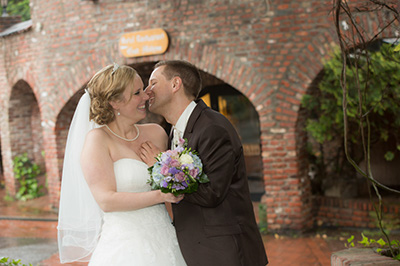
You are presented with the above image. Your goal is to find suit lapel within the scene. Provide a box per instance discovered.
[183,99,208,140]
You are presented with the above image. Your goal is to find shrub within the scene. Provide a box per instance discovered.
[13,153,43,201]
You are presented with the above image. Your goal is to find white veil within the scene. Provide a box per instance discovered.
[57,90,103,263]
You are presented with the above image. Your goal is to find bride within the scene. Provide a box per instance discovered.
[57,63,187,265]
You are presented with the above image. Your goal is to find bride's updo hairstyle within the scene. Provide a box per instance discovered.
[86,64,138,125]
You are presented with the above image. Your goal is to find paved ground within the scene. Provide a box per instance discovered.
[0,219,340,266]
[0,190,348,266]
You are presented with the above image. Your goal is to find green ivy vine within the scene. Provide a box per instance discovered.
[302,43,400,162]
[13,153,43,201]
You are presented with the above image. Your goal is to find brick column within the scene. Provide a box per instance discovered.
[0,51,15,196]
[42,125,61,208]
[262,128,313,231]
[0,114,16,197]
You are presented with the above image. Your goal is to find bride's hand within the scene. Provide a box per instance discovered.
[162,193,184,204]
[140,141,161,166]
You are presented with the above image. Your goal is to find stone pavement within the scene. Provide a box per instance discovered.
[0,219,336,266]
[0,191,342,266]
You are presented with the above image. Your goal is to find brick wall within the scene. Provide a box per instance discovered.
[315,196,400,229]
[0,0,398,230]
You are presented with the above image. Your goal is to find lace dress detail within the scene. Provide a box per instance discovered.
[89,159,187,266]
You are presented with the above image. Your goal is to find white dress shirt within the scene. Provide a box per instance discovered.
[172,101,197,148]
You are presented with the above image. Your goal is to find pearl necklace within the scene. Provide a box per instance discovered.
[105,124,140,142]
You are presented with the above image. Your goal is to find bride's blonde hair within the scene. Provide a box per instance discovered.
[86,64,138,125]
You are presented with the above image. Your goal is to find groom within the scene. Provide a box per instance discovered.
[143,60,268,266]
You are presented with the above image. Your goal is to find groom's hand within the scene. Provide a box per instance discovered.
[140,141,161,166]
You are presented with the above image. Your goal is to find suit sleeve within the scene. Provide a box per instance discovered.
[184,124,236,207]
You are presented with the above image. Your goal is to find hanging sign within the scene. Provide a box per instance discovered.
[119,28,169,58]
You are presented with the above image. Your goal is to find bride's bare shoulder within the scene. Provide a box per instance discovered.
[81,127,111,159]
[138,123,168,148]
[138,123,167,136]
[86,126,111,142]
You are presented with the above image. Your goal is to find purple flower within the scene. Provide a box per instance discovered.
[161,180,169,188]
[175,172,185,182]
[189,168,199,177]
[178,138,186,147]
[147,138,209,195]
[161,154,171,165]
[175,146,184,153]
[172,184,186,190]
[169,168,179,175]
[161,165,169,175]
[170,159,180,167]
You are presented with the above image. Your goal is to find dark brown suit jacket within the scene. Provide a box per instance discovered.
[171,100,268,266]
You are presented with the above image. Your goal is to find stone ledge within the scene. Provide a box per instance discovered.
[331,248,400,265]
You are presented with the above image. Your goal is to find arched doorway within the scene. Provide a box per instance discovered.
[199,84,265,201]
[8,80,46,195]
[54,62,265,203]
[299,39,400,200]
[56,89,86,179]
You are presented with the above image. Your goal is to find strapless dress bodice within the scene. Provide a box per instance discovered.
[102,158,170,228]
[88,158,187,266]
[113,158,151,193]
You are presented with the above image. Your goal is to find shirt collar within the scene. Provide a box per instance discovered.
[174,101,197,134]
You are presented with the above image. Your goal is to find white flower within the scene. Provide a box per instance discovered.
[179,154,194,165]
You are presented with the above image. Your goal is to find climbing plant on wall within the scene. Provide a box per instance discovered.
[1,0,30,21]
[302,43,400,164]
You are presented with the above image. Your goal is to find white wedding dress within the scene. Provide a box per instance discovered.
[89,158,187,266]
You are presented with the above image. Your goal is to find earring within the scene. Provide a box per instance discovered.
[117,112,120,116]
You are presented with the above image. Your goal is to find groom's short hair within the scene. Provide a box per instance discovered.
[155,60,202,100]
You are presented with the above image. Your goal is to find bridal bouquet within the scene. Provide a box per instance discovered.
[147,138,209,196]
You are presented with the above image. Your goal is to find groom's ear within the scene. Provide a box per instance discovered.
[171,76,182,92]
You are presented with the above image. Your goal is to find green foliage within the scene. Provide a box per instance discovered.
[13,153,43,201]
[384,151,395,161]
[3,193,14,202]
[302,43,400,161]
[0,257,32,266]
[345,235,355,247]
[258,203,268,234]
[345,233,400,260]
[1,0,31,21]
[359,233,372,246]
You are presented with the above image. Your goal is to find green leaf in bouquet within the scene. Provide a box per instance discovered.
[198,173,209,183]
[185,182,199,195]
[148,165,154,175]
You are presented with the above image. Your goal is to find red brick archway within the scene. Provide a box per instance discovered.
[7,80,45,196]
[51,42,304,229]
